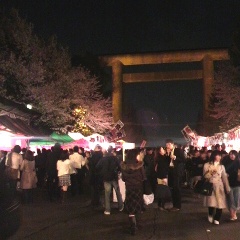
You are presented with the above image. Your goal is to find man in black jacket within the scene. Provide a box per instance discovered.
[88,145,103,208]
[165,139,185,211]
[46,143,62,202]
[144,147,156,193]
[96,147,124,215]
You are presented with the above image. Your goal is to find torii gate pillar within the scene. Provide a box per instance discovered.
[202,55,214,118]
[112,60,123,122]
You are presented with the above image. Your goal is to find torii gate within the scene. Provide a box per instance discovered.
[100,49,229,135]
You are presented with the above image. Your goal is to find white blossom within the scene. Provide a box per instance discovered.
[0,9,113,134]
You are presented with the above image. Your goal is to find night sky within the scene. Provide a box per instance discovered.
[1,0,240,145]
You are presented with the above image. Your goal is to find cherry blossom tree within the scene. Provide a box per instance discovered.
[0,9,113,135]
[211,62,240,131]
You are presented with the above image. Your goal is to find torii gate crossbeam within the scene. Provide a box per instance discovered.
[100,49,229,135]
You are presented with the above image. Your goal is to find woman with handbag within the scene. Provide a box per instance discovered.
[120,149,146,235]
[222,150,240,221]
[20,150,37,204]
[203,150,230,225]
[154,146,171,210]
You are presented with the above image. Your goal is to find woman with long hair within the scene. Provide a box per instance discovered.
[20,150,37,204]
[121,149,146,235]
[57,150,72,203]
[203,150,230,224]
[222,150,240,220]
[154,146,171,210]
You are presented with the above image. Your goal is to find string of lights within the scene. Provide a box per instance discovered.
[72,107,93,136]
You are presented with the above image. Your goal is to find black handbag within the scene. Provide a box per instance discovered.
[194,178,213,196]
[143,179,153,195]
[155,184,172,200]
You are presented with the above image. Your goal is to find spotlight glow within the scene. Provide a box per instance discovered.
[27,104,32,109]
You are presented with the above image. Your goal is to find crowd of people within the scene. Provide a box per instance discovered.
[1,140,240,236]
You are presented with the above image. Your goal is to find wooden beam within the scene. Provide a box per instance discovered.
[100,49,229,66]
[123,70,203,83]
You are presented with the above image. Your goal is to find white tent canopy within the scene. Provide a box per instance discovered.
[68,132,85,140]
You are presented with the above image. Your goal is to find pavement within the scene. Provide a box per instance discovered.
[8,186,240,240]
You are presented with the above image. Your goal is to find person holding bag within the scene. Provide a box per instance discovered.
[154,146,171,210]
[121,149,146,236]
[222,150,240,221]
[203,150,230,225]
[165,139,185,211]
[95,146,124,215]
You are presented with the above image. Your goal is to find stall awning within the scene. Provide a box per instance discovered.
[29,138,57,146]
[50,132,74,143]
[62,138,89,149]
[0,115,41,136]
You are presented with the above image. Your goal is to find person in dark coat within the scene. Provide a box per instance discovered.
[222,150,240,220]
[191,150,208,189]
[144,147,156,193]
[121,149,146,235]
[154,147,171,210]
[88,145,103,208]
[35,148,47,189]
[96,146,124,215]
[46,143,62,202]
[165,139,185,211]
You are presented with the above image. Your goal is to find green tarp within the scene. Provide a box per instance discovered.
[29,132,74,146]
[50,132,74,143]
[29,139,56,146]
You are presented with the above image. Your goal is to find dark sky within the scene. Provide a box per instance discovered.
[1,0,240,55]
[1,0,240,145]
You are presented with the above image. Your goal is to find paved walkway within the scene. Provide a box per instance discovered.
[9,187,240,240]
